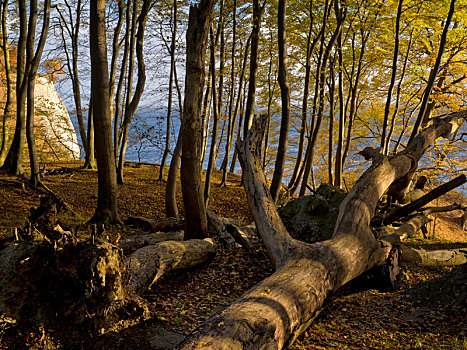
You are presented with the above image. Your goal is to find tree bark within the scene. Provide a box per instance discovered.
[89,0,121,224]
[177,111,464,349]
[181,0,215,239]
[270,0,291,203]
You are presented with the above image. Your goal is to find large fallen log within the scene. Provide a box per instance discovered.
[126,238,217,295]
[124,216,184,232]
[119,231,184,254]
[177,111,466,349]
[401,246,467,266]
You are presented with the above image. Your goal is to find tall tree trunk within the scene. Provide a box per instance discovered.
[385,29,413,156]
[57,0,88,160]
[159,0,178,182]
[1,0,27,175]
[223,33,251,181]
[243,0,263,138]
[408,0,455,143]
[333,27,344,188]
[300,3,344,196]
[263,27,277,170]
[270,0,291,203]
[117,0,150,184]
[26,0,51,187]
[204,27,220,207]
[114,2,131,159]
[219,0,237,187]
[0,0,12,166]
[288,0,331,196]
[109,0,125,130]
[165,60,184,218]
[342,28,370,169]
[381,0,403,155]
[89,0,121,225]
[287,0,316,191]
[181,0,215,240]
[229,77,248,173]
[327,60,335,186]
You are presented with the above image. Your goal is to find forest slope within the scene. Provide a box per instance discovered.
[0,161,465,349]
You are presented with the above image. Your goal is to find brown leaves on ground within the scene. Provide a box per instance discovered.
[0,161,465,349]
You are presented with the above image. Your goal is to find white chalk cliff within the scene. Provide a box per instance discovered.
[34,76,80,160]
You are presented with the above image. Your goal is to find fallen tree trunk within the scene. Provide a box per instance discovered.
[124,216,184,232]
[177,111,466,349]
[126,238,216,295]
[401,246,467,266]
[119,231,184,254]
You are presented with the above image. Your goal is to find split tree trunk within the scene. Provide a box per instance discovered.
[177,111,465,349]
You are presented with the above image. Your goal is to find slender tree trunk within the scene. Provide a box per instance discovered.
[89,0,121,225]
[300,4,344,196]
[204,27,220,207]
[117,0,150,184]
[334,28,344,188]
[270,0,291,203]
[381,0,403,155]
[0,0,12,165]
[327,61,335,186]
[229,77,248,173]
[223,33,251,180]
[159,0,178,182]
[25,0,50,186]
[385,29,413,155]
[219,0,237,187]
[165,59,184,218]
[288,0,331,196]
[1,0,27,175]
[109,0,125,128]
[263,28,277,169]
[83,97,96,169]
[288,0,316,191]
[342,28,369,169]
[114,2,131,159]
[181,0,215,239]
[243,0,263,138]
[56,0,88,159]
[409,0,455,143]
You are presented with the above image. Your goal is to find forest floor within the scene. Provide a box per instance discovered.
[0,161,466,349]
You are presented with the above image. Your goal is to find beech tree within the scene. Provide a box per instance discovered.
[180,0,215,239]
[0,0,12,165]
[89,0,121,224]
